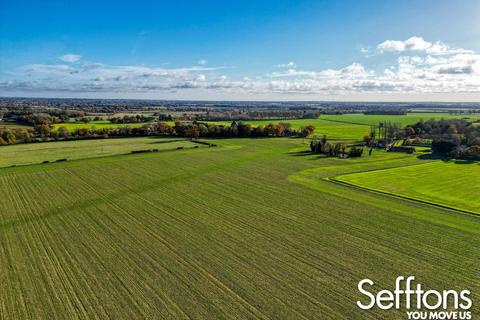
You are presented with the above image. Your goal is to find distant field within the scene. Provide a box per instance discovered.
[0,122,32,129]
[50,113,480,143]
[303,119,369,140]
[238,119,370,140]
[112,111,159,117]
[52,120,154,131]
[321,112,480,127]
[0,137,478,319]
[53,119,370,140]
[335,160,480,214]
[207,119,370,140]
[0,137,198,167]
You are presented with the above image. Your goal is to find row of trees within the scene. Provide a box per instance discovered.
[110,114,155,124]
[176,110,322,122]
[363,122,403,147]
[0,127,32,145]
[5,107,322,130]
[310,135,364,158]
[0,121,316,145]
[407,119,480,159]
[172,121,314,138]
[359,118,480,160]
[6,109,90,125]
[448,110,480,115]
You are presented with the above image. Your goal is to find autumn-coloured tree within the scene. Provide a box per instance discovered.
[57,126,70,138]
[301,125,315,137]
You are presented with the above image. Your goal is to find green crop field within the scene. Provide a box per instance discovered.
[237,119,370,140]
[321,112,480,127]
[205,119,370,140]
[334,160,480,214]
[49,113,480,143]
[0,137,198,167]
[0,136,478,319]
[52,119,370,140]
[306,119,369,140]
[51,120,155,131]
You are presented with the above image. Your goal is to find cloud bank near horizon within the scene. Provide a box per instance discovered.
[1,36,479,101]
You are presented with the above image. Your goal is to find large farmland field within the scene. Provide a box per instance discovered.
[321,112,480,127]
[0,137,479,319]
[52,118,370,140]
[50,112,480,142]
[334,160,480,214]
[0,137,199,168]
[51,120,154,131]
[223,119,370,140]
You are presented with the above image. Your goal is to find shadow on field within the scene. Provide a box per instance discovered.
[287,150,328,160]
[453,159,478,165]
[149,140,181,144]
[145,136,184,144]
[288,150,313,156]
[417,154,448,161]
[417,153,479,165]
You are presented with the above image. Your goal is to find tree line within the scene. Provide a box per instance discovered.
[0,121,316,146]
[405,119,480,159]
[174,110,322,122]
[310,135,364,158]
[110,114,155,124]
[362,121,403,147]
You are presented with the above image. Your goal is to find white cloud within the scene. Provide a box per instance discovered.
[403,36,432,51]
[376,36,472,55]
[268,63,370,80]
[198,59,208,65]
[427,41,450,55]
[377,37,432,53]
[377,40,407,53]
[268,68,317,78]
[360,47,370,53]
[195,74,206,81]
[59,54,82,63]
[24,64,75,74]
[2,37,479,99]
[276,61,297,68]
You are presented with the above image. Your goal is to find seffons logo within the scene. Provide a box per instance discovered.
[357,276,472,319]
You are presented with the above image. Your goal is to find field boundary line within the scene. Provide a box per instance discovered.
[319,118,373,127]
[332,160,437,176]
[289,155,432,183]
[327,177,480,217]
[0,143,218,172]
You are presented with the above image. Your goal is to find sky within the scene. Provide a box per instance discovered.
[1,0,479,101]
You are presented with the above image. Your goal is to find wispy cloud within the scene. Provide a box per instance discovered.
[276,61,296,68]
[59,54,82,63]
[268,63,371,79]
[198,59,208,65]
[137,30,151,36]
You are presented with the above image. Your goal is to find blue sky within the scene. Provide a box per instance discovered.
[1,0,479,101]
